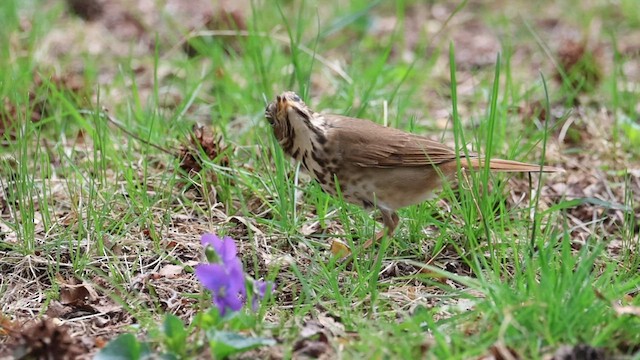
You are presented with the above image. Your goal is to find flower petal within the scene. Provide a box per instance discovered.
[227,261,246,295]
[222,291,244,312]
[255,280,268,298]
[195,264,228,292]
[201,233,223,253]
[220,236,238,263]
[251,280,273,310]
[213,294,229,316]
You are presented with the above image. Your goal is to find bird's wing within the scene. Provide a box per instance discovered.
[328,115,467,168]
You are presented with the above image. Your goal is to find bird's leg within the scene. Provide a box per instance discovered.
[330,209,398,259]
[363,209,399,249]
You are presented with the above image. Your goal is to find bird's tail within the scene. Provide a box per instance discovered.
[463,158,563,173]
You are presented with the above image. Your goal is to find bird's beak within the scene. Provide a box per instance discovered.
[265,102,276,125]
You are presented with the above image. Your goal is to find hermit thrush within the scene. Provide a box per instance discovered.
[265,91,561,250]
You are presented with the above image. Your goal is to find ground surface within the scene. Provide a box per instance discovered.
[1,0,639,359]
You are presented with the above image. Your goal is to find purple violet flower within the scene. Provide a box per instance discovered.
[195,261,246,316]
[196,233,274,316]
[252,280,273,310]
[255,280,269,298]
[201,234,238,265]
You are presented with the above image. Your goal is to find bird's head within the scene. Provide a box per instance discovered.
[264,91,326,159]
[265,91,312,130]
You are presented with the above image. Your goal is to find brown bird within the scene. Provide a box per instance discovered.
[265,91,562,250]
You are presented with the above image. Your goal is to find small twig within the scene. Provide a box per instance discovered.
[81,108,177,156]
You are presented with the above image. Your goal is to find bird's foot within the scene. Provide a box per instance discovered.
[362,229,386,249]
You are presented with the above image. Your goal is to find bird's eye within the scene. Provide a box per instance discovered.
[292,94,301,102]
[265,115,274,125]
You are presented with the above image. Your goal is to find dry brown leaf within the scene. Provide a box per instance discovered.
[293,320,335,360]
[45,301,70,319]
[316,314,345,338]
[300,221,321,236]
[159,264,184,278]
[90,299,123,315]
[59,281,98,306]
[329,239,350,258]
